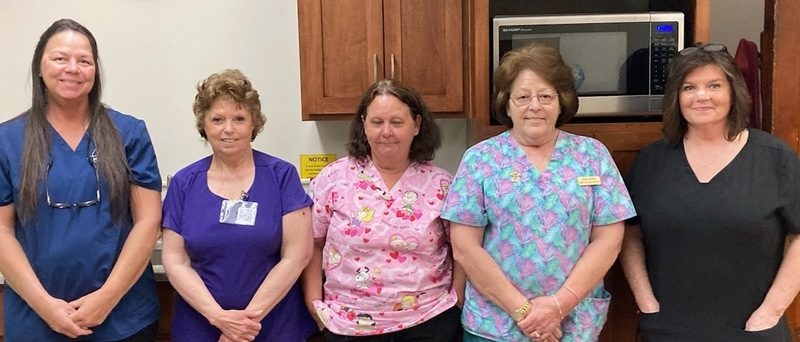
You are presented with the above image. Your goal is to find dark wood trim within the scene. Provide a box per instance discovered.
[763,0,800,153]
[465,0,495,142]
[693,0,711,43]
[763,0,800,337]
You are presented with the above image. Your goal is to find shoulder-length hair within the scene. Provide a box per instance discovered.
[662,43,750,144]
[192,69,266,141]
[19,18,130,224]
[493,43,579,128]
[347,79,441,163]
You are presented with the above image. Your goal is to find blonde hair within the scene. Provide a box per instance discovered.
[193,69,266,141]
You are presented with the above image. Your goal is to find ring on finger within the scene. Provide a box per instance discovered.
[532,330,541,338]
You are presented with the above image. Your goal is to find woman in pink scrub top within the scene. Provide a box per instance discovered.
[303,79,464,341]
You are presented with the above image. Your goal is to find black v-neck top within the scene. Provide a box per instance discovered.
[626,129,800,341]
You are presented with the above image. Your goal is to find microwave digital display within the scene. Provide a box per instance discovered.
[493,12,684,117]
[656,24,674,33]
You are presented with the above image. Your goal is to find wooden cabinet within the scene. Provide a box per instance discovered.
[298,0,464,119]
[763,0,800,339]
[156,282,176,341]
[763,0,800,153]
[565,122,663,174]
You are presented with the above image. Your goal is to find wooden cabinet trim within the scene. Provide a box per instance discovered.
[693,0,711,43]
[764,0,800,153]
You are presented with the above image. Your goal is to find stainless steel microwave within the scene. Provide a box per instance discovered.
[493,12,684,117]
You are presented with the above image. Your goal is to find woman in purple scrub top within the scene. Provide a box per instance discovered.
[161,69,317,342]
[0,19,162,341]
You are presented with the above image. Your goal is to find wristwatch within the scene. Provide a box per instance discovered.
[511,301,531,322]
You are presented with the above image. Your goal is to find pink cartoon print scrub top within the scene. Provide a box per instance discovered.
[308,156,458,336]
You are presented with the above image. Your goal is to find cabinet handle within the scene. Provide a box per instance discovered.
[372,53,378,83]
[390,54,396,79]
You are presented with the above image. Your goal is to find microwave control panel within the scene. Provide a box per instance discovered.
[650,22,680,94]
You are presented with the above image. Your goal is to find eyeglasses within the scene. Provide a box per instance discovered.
[46,150,100,209]
[510,91,559,106]
[679,44,728,56]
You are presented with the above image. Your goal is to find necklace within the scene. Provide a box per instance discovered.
[208,158,255,200]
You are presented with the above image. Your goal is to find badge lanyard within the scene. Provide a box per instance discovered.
[219,191,258,226]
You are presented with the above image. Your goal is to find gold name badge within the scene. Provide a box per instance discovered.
[577,176,601,186]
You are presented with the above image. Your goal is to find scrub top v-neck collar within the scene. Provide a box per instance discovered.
[679,128,751,185]
[508,129,565,178]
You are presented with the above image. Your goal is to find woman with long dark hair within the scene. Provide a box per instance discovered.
[0,19,162,340]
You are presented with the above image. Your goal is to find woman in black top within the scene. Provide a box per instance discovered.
[620,43,800,341]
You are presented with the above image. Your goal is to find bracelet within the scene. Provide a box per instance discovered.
[511,300,531,322]
[563,284,581,303]
[551,294,564,318]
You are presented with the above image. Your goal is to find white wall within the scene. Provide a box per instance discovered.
[0,1,469,180]
[709,0,764,50]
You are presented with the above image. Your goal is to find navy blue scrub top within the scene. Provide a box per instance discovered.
[0,108,161,341]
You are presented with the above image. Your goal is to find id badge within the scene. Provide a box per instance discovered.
[219,200,258,226]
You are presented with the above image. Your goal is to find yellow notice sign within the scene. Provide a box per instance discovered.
[300,154,336,179]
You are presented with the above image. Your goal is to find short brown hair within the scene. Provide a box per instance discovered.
[193,69,266,141]
[493,44,579,128]
[662,43,750,144]
[347,79,441,163]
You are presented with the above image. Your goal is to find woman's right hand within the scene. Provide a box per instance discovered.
[311,313,325,331]
[209,309,262,342]
[36,296,92,338]
[304,298,324,330]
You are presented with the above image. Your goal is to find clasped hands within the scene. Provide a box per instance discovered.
[210,308,263,342]
[37,289,117,339]
[515,296,564,342]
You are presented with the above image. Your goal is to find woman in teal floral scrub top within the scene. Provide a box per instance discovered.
[440,44,636,342]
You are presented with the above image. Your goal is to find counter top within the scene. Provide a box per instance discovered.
[0,264,168,285]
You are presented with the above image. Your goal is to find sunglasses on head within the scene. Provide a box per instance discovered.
[679,44,728,56]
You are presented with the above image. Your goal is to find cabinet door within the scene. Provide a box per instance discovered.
[298,0,385,119]
[383,0,464,113]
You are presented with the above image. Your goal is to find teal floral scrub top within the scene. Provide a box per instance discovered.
[441,130,635,341]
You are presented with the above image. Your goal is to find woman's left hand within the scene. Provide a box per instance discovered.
[745,307,781,332]
[516,296,563,339]
[68,289,117,328]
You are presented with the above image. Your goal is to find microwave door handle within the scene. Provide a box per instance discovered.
[390,54,396,79]
[372,53,378,83]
